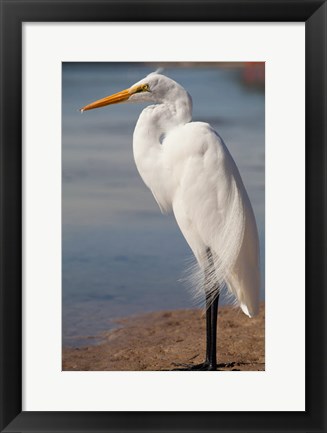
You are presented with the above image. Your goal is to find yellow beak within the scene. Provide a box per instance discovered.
[80,88,131,112]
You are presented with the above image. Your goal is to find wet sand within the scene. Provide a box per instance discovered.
[63,304,265,371]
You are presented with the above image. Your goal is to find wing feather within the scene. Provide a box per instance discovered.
[166,122,260,316]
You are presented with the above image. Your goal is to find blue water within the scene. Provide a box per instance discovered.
[62,63,265,347]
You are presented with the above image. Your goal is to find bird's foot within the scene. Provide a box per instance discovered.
[217,361,238,368]
[171,361,241,371]
[171,361,217,371]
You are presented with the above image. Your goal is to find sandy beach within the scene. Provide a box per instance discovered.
[62,304,265,371]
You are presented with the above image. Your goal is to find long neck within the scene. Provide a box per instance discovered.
[133,95,192,185]
[132,96,191,213]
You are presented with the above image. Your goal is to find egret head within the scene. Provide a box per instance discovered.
[80,72,191,112]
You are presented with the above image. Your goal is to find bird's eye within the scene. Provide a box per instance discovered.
[132,84,150,93]
[134,84,149,94]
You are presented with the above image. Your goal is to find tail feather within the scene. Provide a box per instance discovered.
[180,178,260,316]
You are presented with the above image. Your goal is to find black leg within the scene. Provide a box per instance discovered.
[204,248,219,369]
[172,292,219,371]
[204,292,212,365]
[172,248,219,371]
[207,293,219,370]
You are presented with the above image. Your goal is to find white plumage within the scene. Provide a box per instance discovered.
[131,73,260,317]
[81,71,260,370]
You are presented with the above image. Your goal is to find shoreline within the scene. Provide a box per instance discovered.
[62,304,265,371]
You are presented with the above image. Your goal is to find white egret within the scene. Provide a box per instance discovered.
[80,72,260,371]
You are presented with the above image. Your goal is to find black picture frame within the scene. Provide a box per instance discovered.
[0,1,326,432]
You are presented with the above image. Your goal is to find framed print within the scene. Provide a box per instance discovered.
[0,0,326,432]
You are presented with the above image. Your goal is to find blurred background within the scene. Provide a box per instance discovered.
[62,62,265,347]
